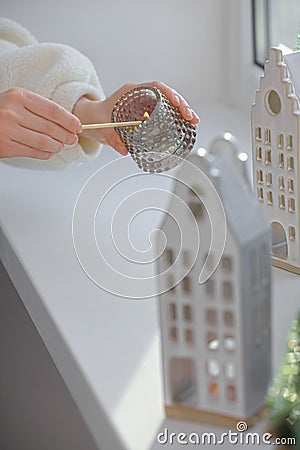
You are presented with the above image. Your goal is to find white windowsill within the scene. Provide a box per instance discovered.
[0,102,299,450]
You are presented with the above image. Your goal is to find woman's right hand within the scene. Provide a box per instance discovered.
[0,87,82,159]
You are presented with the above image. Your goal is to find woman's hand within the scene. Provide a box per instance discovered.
[0,88,82,159]
[73,81,200,156]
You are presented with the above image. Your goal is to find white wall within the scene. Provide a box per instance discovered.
[224,0,263,113]
[1,0,234,109]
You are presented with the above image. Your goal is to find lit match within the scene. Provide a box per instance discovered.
[81,120,143,130]
[81,111,150,131]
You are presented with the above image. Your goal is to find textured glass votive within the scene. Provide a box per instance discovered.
[111,85,196,173]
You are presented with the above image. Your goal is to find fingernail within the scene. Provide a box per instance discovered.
[76,123,82,133]
[55,143,64,153]
[71,135,78,145]
[173,94,180,106]
[186,107,193,119]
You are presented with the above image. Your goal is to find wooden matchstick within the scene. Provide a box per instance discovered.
[81,120,143,130]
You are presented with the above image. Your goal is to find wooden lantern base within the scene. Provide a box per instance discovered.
[165,404,266,429]
[272,258,300,275]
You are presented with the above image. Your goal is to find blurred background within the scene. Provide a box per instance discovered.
[2,0,299,149]
[0,0,255,114]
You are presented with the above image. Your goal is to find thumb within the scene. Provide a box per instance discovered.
[107,133,128,156]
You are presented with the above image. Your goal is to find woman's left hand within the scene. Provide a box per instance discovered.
[73,81,200,155]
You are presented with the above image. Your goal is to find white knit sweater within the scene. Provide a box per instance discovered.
[0,17,105,168]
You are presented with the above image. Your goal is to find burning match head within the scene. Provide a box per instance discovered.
[111,85,196,173]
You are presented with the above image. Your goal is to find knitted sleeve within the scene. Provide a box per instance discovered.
[0,18,105,168]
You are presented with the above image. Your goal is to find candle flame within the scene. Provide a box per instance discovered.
[143,111,150,120]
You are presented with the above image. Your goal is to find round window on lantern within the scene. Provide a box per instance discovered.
[265,90,281,115]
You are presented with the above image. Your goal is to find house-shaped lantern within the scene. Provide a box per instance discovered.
[157,138,271,426]
[252,47,300,273]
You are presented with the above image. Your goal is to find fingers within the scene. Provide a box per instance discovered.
[19,108,79,146]
[21,88,82,134]
[112,82,200,125]
[101,81,199,157]
[1,139,52,160]
[140,81,200,125]
[12,125,64,154]
[0,88,82,160]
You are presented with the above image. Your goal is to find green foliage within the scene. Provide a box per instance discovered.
[266,313,300,444]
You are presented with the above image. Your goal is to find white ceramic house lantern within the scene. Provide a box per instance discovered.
[157,138,271,426]
[252,47,300,273]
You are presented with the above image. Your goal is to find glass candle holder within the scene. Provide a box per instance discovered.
[111,85,196,173]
